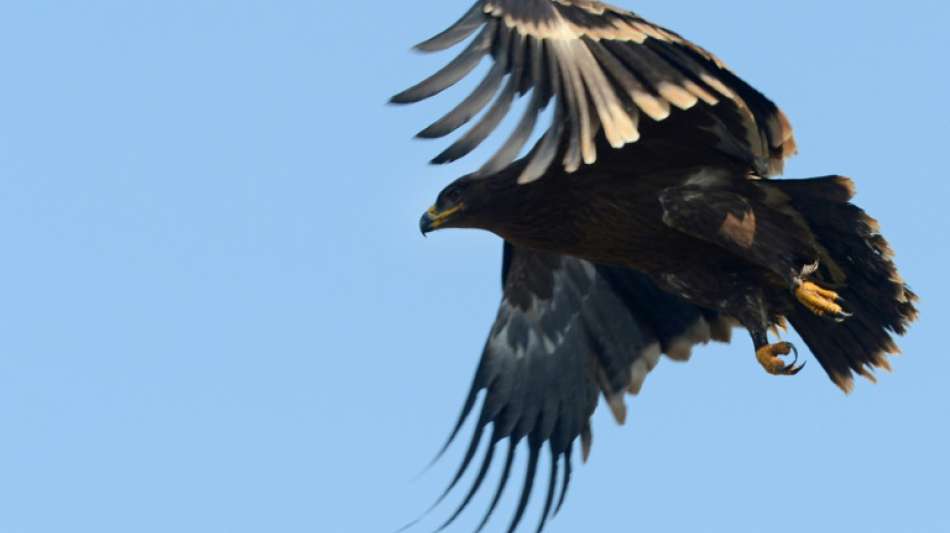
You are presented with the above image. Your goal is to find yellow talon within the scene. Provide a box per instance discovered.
[756,342,805,376]
[796,281,849,320]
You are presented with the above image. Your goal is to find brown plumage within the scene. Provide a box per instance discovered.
[395,1,917,532]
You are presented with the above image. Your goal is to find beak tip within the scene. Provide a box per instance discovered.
[419,212,434,236]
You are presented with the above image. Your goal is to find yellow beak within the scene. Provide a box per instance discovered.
[419,204,463,234]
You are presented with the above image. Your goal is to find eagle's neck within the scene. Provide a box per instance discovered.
[478,170,678,269]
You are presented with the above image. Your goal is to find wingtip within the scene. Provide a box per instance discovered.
[411,42,438,54]
[416,125,447,140]
[390,91,417,106]
[393,517,422,533]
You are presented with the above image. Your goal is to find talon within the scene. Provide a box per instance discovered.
[756,342,805,376]
[787,344,799,366]
[788,360,806,375]
[795,281,850,321]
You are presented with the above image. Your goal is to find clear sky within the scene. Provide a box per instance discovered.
[0,1,947,532]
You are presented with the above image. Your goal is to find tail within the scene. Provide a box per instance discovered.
[773,176,918,393]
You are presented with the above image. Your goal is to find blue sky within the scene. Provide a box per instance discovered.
[0,1,948,532]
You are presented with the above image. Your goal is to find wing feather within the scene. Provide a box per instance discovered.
[507,442,542,533]
[535,451,559,533]
[474,441,516,533]
[431,52,520,164]
[394,0,796,179]
[584,38,658,123]
[391,21,498,104]
[435,434,497,532]
[416,32,511,139]
[420,243,733,531]
[553,443,572,515]
[517,46,565,183]
[480,38,546,174]
[553,39,590,171]
[414,2,486,52]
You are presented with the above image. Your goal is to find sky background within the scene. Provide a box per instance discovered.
[0,1,948,532]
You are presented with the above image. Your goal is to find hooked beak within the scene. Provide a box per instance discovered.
[419,204,463,235]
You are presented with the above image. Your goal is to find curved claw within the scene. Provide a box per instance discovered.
[756,342,806,377]
[783,345,805,375]
[787,360,806,375]
[834,296,854,323]
[834,308,854,323]
[787,343,799,364]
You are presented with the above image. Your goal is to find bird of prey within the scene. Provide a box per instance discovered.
[392,1,918,531]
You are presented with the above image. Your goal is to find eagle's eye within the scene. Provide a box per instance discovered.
[442,185,464,206]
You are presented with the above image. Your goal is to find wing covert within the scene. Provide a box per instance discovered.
[393,0,796,183]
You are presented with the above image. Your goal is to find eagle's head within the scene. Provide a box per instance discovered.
[419,173,509,235]
[419,168,584,255]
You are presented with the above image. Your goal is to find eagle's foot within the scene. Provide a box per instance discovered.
[795,281,851,322]
[756,342,805,376]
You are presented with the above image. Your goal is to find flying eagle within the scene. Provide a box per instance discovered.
[392,1,918,531]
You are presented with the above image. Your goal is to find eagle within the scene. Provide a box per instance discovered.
[392,1,918,531]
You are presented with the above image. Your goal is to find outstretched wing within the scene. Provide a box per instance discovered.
[392,0,796,183]
[429,243,732,532]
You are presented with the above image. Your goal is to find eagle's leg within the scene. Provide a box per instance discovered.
[730,285,803,377]
[791,262,852,322]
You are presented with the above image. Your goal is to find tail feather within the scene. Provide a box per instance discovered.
[774,176,918,392]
